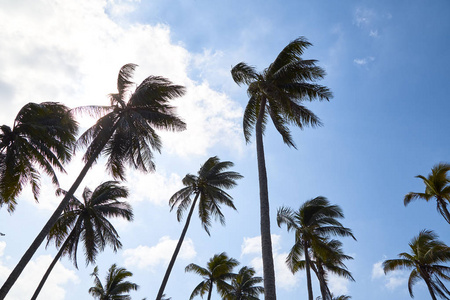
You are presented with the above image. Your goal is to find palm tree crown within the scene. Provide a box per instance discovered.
[224,266,264,300]
[0,102,78,212]
[231,36,332,300]
[185,252,239,300]
[89,264,139,300]
[277,197,355,300]
[404,163,450,224]
[50,181,133,267]
[156,156,242,300]
[383,230,450,300]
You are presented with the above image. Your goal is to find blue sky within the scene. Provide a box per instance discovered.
[1,0,450,299]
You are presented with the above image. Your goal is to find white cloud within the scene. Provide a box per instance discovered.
[328,274,350,295]
[354,8,376,27]
[123,236,196,269]
[369,30,379,37]
[372,259,408,291]
[353,56,375,66]
[0,253,78,300]
[241,235,298,290]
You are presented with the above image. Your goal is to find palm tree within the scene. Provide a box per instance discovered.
[224,266,264,300]
[30,181,133,300]
[185,252,239,300]
[304,239,354,300]
[0,64,186,298]
[277,197,355,300]
[383,230,450,300]
[231,37,332,300]
[404,163,450,224]
[89,264,139,300]
[156,156,242,300]
[0,102,78,212]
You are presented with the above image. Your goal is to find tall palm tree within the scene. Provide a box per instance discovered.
[383,230,450,300]
[404,163,450,224]
[156,156,242,300]
[224,266,264,300]
[89,264,139,300]
[0,64,186,298]
[185,252,239,300]
[277,197,355,300]
[231,37,332,300]
[30,181,133,300]
[0,102,78,212]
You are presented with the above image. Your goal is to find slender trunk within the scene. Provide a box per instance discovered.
[0,126,116,299]
[30,230,75,300]
[314,263,331,300]
[304,242,314,300]
[255,97,277,300]
[156,193,200,300]
[207,280,213,300]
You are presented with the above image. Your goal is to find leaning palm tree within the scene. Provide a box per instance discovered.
[0,102,78,212]
[185,252,239,300]
[404,163,450,224]
[231,37,332,300]
[89,264,139,300]
[224,266,264,300]
[383,230,450,300]
[30,181,133,300]
[277,197,355,300]
[156,156,242,300]
[0,64,186,298]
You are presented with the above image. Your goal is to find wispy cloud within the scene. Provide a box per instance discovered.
[354,56,375,66]
[372,259,407,290]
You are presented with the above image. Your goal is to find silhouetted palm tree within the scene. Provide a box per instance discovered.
[31,181,132,300]
[0,64,186,298]
[404,163,450,224]
[224,266,264,300]
[383,230,450,300]
[185,252,239,300]
[89,264,139,300]
[156,156,242,300]
[277,197,355,300]
[0,102,78,212]
[231,37,332,300]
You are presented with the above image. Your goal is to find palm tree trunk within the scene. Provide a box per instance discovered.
[255,97,277,300]
[304,242,314,300]
[0,126,117,299]
[30,230,75,300]
[207,280,213,300]
[156,193,200,300]
[314,263,331,300]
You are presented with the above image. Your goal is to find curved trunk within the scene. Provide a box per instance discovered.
[30,230,75,300]
[0,125,117,298]
[304,242,314,300]
[156,193,200,300]
[424,277,438,300]
[314,262,331,300]
[255,97,277,300]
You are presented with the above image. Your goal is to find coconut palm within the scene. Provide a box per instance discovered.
[300,239,354,300]
[185,252,239,300]
[224,266,264,300]
[0,102,78,212]
[277,197,355,300]
[231,37,332,300]
[0,64,186,298]
[89,264,139,300]
[156,156,242,300]
[404,163,450,224]
[383,230,450,300]
[30,181,132,300]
